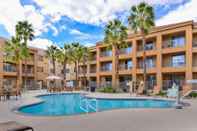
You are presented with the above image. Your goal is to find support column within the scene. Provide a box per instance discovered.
[185,26,193,91]
[96,46,100,88]
[112,46,117,88]
[156,34,162,91]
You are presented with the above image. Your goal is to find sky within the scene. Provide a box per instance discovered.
[0,0,196,50]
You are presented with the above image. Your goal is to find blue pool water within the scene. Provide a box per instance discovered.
[19,93,175,116]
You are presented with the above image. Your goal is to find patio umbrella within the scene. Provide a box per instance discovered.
[46,75,62,80]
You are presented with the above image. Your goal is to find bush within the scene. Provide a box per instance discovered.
[189,92,197,98]
[156,91,167,97]
[98,86,116,93]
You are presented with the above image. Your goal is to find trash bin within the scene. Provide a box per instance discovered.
[90,86,96,92]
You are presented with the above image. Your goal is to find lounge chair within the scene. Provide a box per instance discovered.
[0,121,34,131]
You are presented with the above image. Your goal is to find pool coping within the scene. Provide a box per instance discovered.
[12,91,188,117]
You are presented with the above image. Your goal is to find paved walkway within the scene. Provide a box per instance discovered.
[0,91,197,131]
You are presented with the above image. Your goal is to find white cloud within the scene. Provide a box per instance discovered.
[156,0,197,26]
[32,0,185,26]
[28,38,54,50]
[0,0,52,36]
[50,25,59,36]
[70,29,91,40]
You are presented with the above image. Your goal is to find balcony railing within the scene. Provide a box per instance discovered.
[162,41,185,48]
[138,62,156,69]
[100,66,112,72]
[163,62,185,68]
[100,51,112,57]
[90,69,96,73]
[193,42,197,47]
[138,44,156,51]
[162,80,185,90]
[23,69,34,74]
[3,65,16,72]
[119,64,132,70]
[119,47,132,55]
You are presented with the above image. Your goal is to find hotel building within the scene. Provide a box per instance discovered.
[0,37,76,90]
[79,21,197,93]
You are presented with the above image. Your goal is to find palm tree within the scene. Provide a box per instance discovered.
[15,21,34,90]
[47,45,58,75]
[56,44,71,87]
[4,37,24,91]
[104,19,128,89]
[128,2,155,94]
[70,43,85,88]
[80,46,89,90]
[46,45,58,87]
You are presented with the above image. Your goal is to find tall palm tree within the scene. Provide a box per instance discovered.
[4,37,24,91]
[70,43,85,88]
[16,21,34,90]
[47,45,58,75]
[80,46,89,90]
[56,44,71,87]
[104,19,128,89]
[128,2,155,94]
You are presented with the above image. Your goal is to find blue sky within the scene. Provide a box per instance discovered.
[0,0,196,49]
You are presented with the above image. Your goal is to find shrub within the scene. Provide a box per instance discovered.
[189,92,197,98]
[98,86,115,93]
[156,91,167,97]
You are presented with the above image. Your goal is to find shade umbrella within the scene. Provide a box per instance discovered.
[46,75,62,80]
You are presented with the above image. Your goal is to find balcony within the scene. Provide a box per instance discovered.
[162,36,185,49]
[100,50,112,57]
[119,47,132,55]
[3,64,16,72]
[119,64,132,70]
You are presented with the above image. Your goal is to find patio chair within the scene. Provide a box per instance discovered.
[0,121,34,131]
[0,88,6,101]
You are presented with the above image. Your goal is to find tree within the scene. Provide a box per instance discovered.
[15,21,34,90]
[47,45,58,75]
[70,43,86,88]
[4,37,24,91]
[128,2,155,94]
[80,46,89,90]
[56,44,71,87]
[104,19,128,89]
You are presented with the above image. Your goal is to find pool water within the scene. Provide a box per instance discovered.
[19,93,175,116]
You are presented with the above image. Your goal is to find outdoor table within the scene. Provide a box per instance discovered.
[0,121,34,131]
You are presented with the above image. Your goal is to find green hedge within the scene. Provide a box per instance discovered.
[98,86,116,93]
[189,92,197,98]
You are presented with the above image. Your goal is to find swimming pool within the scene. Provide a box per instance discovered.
[18,93,175,116]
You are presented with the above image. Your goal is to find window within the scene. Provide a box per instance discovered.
[37,67,44,72]
[146,58,155,68]
[3,63,16,72]
[101,62,112,71]
[126,60,132,69]
[38,55,44,61]
[171,36,185,47]
[145,42,155,50]
[172,55,185,67]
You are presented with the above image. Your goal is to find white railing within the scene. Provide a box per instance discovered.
[79,94,98,113]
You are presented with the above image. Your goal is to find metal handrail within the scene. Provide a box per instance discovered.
[79,94,98,113]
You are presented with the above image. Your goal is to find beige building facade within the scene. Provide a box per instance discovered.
[79,21,197,93]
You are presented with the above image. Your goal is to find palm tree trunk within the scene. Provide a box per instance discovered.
[114,45,119,90]
[52,58,56,88]
[142,34,147,94]
[82,60,87,90]
[63,59,67,87]
[75,61,78,88]
[24,59,27,91]
[16,61,21,92]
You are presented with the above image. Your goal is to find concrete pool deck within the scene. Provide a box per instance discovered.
[0,90,197,131]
